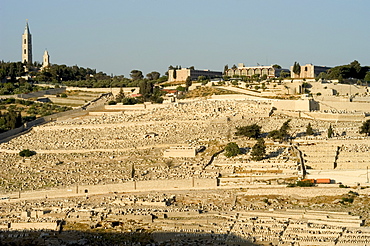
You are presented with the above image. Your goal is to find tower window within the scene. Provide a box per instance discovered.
[24,39,26,44]
[24,49,27,54]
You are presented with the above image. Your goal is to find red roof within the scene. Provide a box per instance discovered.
[129,93,142,97]
[162,89,178,93]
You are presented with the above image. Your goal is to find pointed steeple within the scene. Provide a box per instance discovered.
[22,20,32,64]
[24,20,30,34]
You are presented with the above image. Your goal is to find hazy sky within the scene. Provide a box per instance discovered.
[1,0,369,77]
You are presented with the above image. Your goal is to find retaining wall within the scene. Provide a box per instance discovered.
[17,88,66,99]
[66,87,139,96]
[0,93,111,141]
[104,103,170,111]
[9,222,57,230]
[318,100,370,112]
[0,126,25,141]
[11,178,217,200]
[278,110,367,122]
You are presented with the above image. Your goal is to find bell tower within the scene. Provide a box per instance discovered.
[42,50,50,69]
[22,20,32,64]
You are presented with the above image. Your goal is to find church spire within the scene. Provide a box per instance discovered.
[42,49,50,69]
[24,20,30,34]
[22,20,32,64]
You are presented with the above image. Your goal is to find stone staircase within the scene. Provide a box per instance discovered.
[299,143,338,170]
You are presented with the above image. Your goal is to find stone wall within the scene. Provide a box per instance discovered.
[8,222,57,230]
[318,100,370,113]
[104,103,170,111]
[273,99,317,111]
[305,112,366,122]
[0,126,25,142]
[66,87,139,96]
[163,147,196,157]
[11,178,217,200]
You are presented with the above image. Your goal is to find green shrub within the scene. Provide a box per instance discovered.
[296,180,315,187]
[224,142,241,157]
[19,149,36,157]
[341,197,354,203]
[348,190,359,196]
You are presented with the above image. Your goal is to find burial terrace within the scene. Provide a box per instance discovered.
[0,98,368,192]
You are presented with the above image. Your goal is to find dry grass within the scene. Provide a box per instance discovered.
[185,87,239,98]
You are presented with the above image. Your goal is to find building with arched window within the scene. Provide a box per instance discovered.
[290,64,331,79]
[225,63,288,78]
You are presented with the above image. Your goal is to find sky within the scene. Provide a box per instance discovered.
[1,0,370,77]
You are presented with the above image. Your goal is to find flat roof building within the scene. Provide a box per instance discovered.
[168,68,222,82]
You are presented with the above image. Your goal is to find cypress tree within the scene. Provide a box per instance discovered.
[328,124,334,138]
[251,138,266,161]
[16,112,23,128]
[306,123,314,135]
[293,62,301,75]
[185,76,192,91]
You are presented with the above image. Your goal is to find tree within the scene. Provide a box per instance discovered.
[328,124,334,138]
[250,138,266,161]
[365,72,370,82]
[235,124,261,139]
[223,64,229,74]
[115,87,125,102]
[326,60,370,80]
[197,76,206,82]
[224,142,241,157]
[176,86,186,92]
[185,76,192,90]
[268,119,291,142]
[16,112,22,128]
[359,119,370,136]
[146,71,160,81]
[267,129,281,141]
[305,123,314,135]
[122,97,138,105]
[272,64,282,69]
[302,82,311,94]
[130,70,144,80]
[316,72,327,81]
[279,71,289,78]
[131,163,135,179]
[293,62,301,75]
[350,60,362,74]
